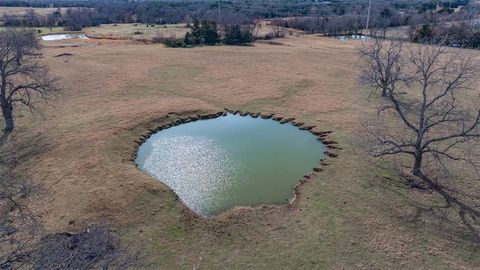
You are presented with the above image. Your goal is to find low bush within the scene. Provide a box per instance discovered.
[224,24,253,45]
[184,19,219,46]
[163,38,184,48]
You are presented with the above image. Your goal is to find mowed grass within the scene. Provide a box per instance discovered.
[7,35,480,269]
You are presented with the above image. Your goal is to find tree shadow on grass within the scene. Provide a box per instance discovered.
[369,168,480,252]
[417,174,480,246]
[0,132,51,165]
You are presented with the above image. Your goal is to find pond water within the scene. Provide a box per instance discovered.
[41,34,89,41]
[336,34,370,41]
[136,114,326,217]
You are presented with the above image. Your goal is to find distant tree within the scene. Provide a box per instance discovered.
[224,25,242,45]
[184,19,219,46]
[0,30,58,137]
[3,14,21,27]
[183,31,194,45]
[372,7,394,37]
[468,32,480,49]
[24,8,39,27]
[46,8,63,29]
[413,24,433,43]
[186,19,203,45]
[271,23,286,38]
[63,8,101,31]
[360,39,480,183]
[202,20,219,45]
[224,24,253,45]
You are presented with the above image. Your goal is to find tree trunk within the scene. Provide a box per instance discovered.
[412,153,423,177]
[382,85,387,97]
[2,104,14,134]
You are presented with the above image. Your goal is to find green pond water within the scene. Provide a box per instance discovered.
[136,114,326,217]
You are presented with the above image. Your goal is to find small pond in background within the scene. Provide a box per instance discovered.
[336,34,370,41]
[41,34,89,41]
[136,114,326,216]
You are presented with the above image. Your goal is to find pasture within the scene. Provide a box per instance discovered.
[7,33,480,269]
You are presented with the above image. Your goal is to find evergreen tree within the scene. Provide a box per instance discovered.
[190,19,203,44]
[202,20,219,45]
[224,24,253,45]
[414,24,433,43]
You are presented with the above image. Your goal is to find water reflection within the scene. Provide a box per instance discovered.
[136,114,326,216]
[41,34,89,41]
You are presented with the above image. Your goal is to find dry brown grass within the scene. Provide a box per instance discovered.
[84,23,190,41]
[6,35,480,269]
[83,23,302,42]
[0,7,67,16]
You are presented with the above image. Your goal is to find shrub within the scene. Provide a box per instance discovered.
[163,38,184,48]
[224,24,253,45]
[184,32,194,45]
[203,21,219,45]
[184,19,219,46]
[467,32,480,49]
[412,24,433,43]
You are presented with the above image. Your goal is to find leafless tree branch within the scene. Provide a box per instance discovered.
[0,29,59,138]
[359,39,480,180]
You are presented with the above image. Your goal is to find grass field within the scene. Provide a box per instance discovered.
[6,34,480,269]
[0,26,69,35]
[84,23,190,41]
[0,7,64,16]
[84,23,300,42]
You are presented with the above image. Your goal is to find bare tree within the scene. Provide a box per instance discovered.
[361,39,480,183]
[0,145,38,269]
[1,142,140,269]
[359,38,404,97]
[0,29,58,138]
[269,20,286,39]
[24,9,40,28]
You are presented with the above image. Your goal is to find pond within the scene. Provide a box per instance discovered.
[135,114,327,217]
[41,34,89,41]
[336,34,370,41]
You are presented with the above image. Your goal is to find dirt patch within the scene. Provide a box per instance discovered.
[54,53,74,57]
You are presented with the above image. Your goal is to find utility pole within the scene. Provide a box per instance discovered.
[469,0,479,26]
[218,0,221,25]
[474,1,479,21]
[365,0,372,35]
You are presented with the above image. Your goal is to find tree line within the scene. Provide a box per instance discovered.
[157,19,254,47]
[410,22,480,49]
[1,0,475,33]
[272,0,474,36]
